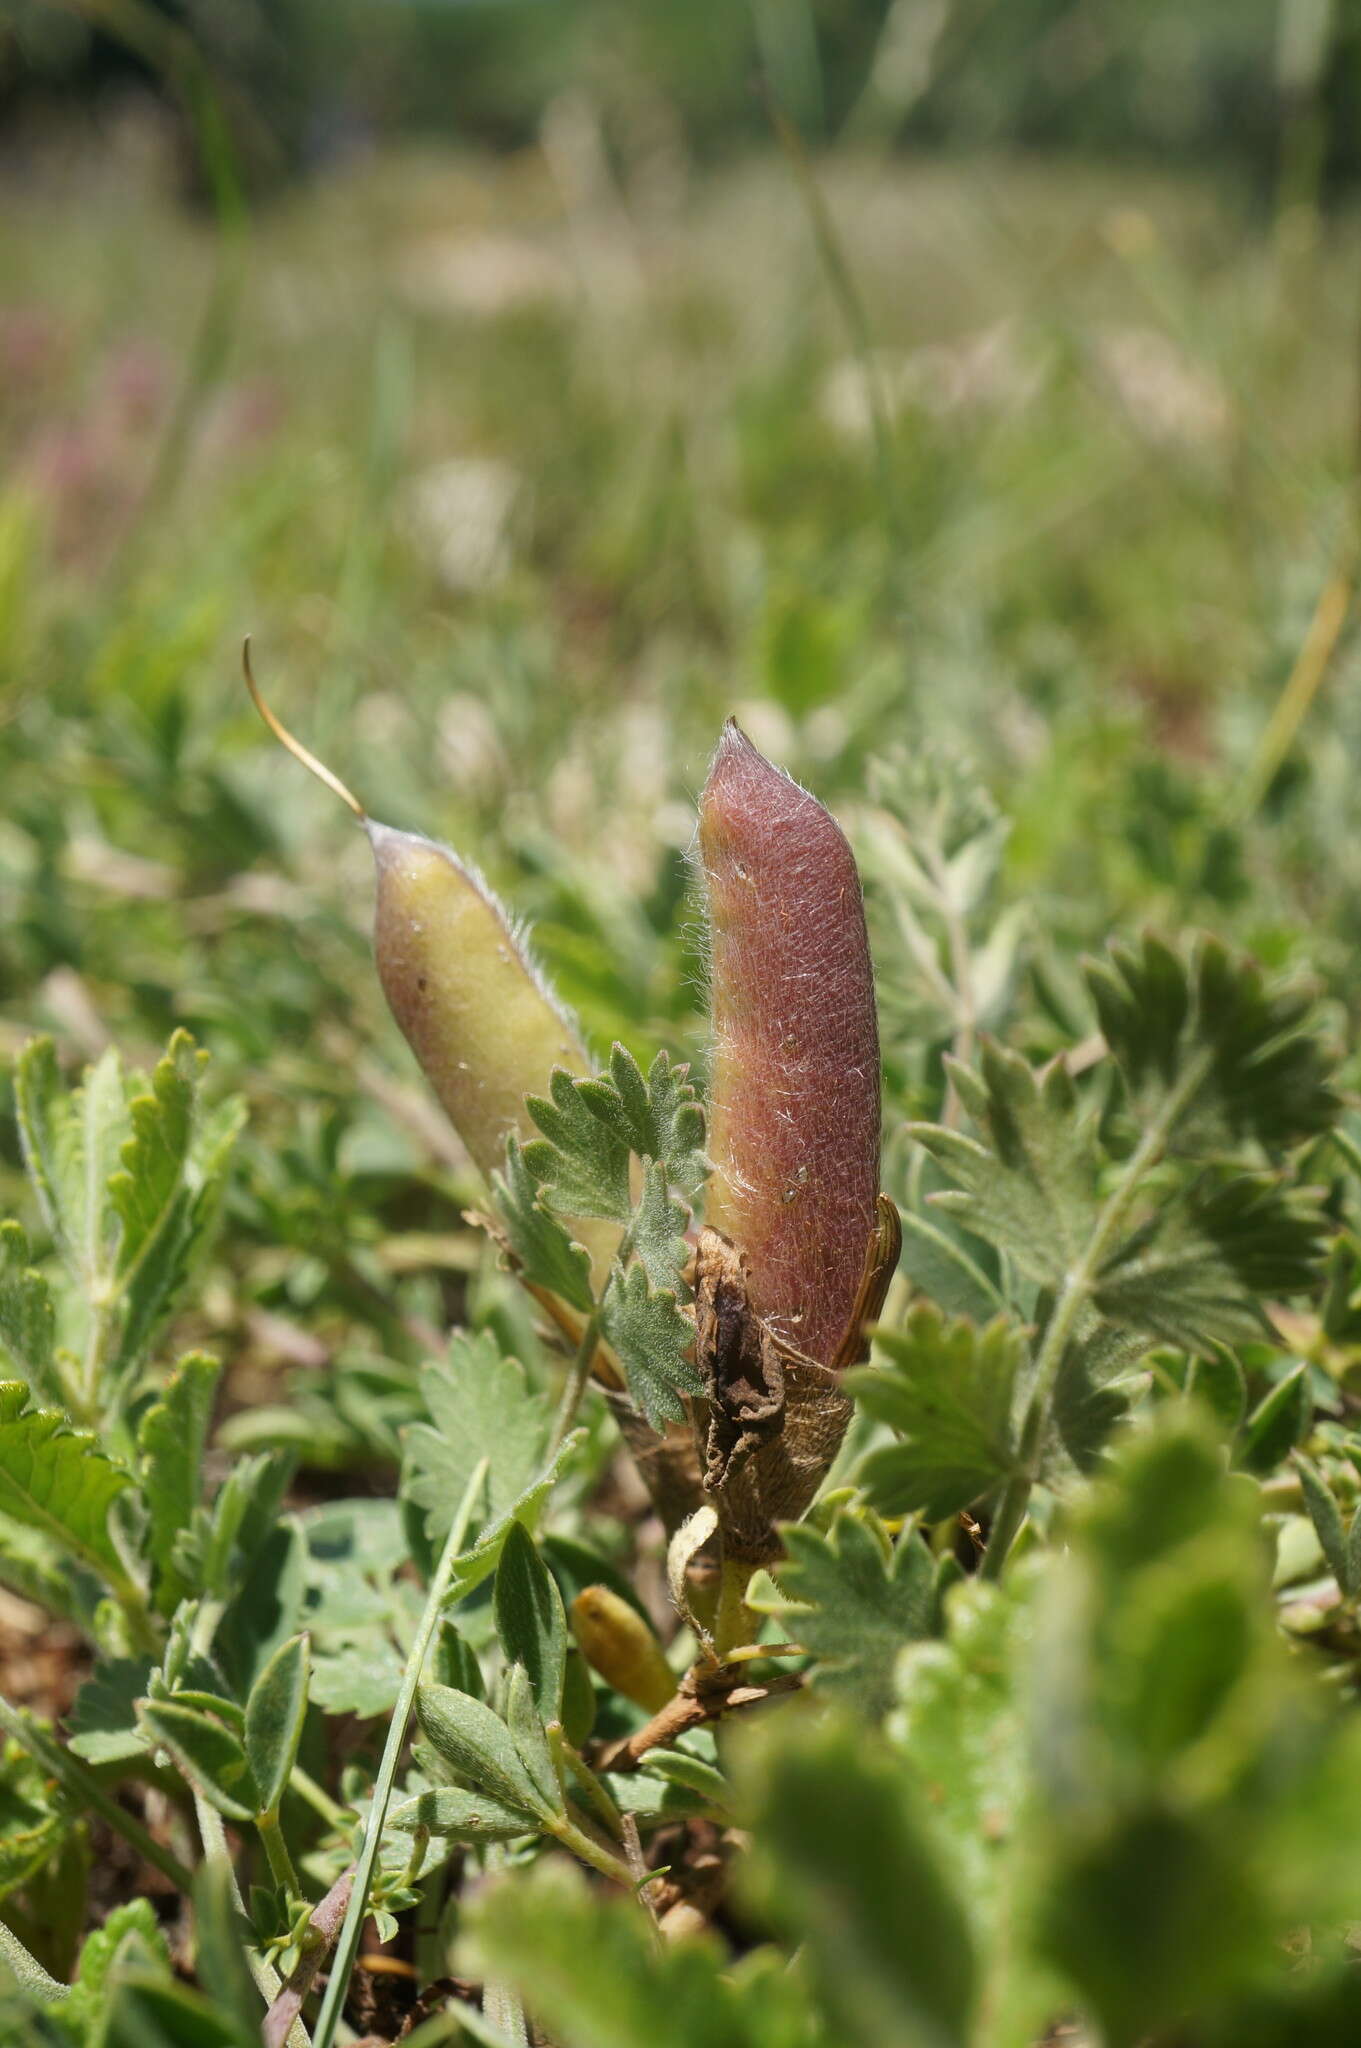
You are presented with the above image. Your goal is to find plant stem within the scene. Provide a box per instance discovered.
[548,1312,599,1458]
[0,1693,193,1893]
[193,1789,307,2048]
[310,1456,490,2048]
[546,1811,636,1888]
[290,1764,348,1831]
[259,1809,302,1894]
[548,1723,625,1839]
[0,1916,66,2003]
[713,1558,753,1658]
[981,1051,1213,1582]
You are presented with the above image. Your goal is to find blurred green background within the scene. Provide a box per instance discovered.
[1,0,1360,1446]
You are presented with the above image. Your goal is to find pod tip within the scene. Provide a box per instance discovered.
[241,637,367,822]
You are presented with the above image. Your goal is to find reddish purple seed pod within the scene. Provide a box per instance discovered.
[697,720,881,1368]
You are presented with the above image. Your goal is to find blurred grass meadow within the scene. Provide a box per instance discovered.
[2,0,1361,1454]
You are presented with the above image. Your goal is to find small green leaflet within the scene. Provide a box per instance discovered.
[494,1523,568,1721]
[244,1633,310,1815]
[136,1698,260,1823]
[0,1386,134,1589]
[1085,934,1340,1156]
[524,1047,708,1222]
[11,1032,245,1389]
[599,1261,703,1430]
[911,1045,1100,1288]
[138,1352,222,1615]
[568,1045,708,1197]
[627,1160,691,1294]
[14,1038,125,1279]
[0,1224,57,1406]
[402,1330,551,1545]
[524,1067,632,1223]
[852,1308,1025,1520]
[415,1680,557,1823]
[490,1137,595,1315]
[773,1512,935,1717]
[1091,1174,1327,1354]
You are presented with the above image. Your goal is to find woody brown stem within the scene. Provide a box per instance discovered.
[599,1664,805,1771]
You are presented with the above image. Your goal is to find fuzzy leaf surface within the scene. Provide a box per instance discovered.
[138,1351,221,1614]
[773,1514,935,1717]
[490,1136,596,1313]
[911,1045,1099,1287]
[0,1225,57,1405]
[853,1308,1025,1520]
[523,1066,633,1223]
[572,1045,709,1195]
[599,1260,703,1429]
[402,1330,550,1546]
[1085,934,1339,1156]
[0,1388,134,1587]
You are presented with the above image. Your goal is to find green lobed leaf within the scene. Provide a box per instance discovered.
[494,1523,568,1723]
[1085,933,1340,1157]
[852,1307,1024,1520]
[0,1390,134,1589]
[14,1039,125,1281]
[1093,1175,1327,1355]
[445,1428,585,1606]
[402,1329,551,1547]
[1025,1417,1361,2045]
[309,1642,405,1720]
[598,1260,703,1430]
[1238,1363,1312,1477]
[772,1513,935,1717]
[114,1091,245,1376]
[523,1066,633,1224]
[0,1224,58,1406]
[627,1159,692,1294]
[67,1656,153,1764]
[572,1045,709,1197]
[108,1031,202,1279]
[243,1632,310,1815]
[490,1136,595,1315]
[910,1043,1100,1288]
[888,1575,1055,2045]
[138,1351,222,1614]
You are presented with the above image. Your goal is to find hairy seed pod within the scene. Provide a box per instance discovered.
[369,823,582,1183]
[242,645,619,1284]
[698,720,882,1369]
[570,1585,676,1714]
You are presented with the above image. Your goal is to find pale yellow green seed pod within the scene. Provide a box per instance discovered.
[368,822,582,1183]
[242,644,615,1281]
[570,1585,676,1714]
